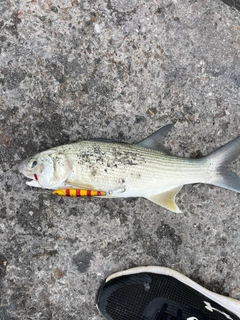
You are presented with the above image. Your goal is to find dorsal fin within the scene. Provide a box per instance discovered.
[138,124,174,153]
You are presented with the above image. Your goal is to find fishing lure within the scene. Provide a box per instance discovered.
[52,189,106,197]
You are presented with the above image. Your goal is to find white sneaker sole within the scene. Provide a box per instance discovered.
[106,266,240,318]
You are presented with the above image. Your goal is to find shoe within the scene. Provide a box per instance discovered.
[220,0,240,11]
[97,266,240,320]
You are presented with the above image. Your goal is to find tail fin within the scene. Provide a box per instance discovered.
[207,136,240,193]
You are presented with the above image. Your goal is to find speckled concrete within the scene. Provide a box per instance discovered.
[0,0,240,319]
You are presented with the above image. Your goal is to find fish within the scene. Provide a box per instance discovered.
[52,189,106,197]
[18,124,240,213]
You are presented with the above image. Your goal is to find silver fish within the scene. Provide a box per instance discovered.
[18,124,240,212]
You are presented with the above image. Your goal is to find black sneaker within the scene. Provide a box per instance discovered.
[220,0,240,11]
[97,266,240,320]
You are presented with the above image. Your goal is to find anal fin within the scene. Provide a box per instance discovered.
[147,186,183,213]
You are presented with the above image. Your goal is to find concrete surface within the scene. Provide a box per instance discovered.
[0,0,240,319]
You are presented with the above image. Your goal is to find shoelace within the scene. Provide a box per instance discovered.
[155,304,182,320]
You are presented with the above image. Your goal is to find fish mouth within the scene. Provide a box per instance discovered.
[17,161,41,187]
[18,159,37,182]
[18,159,33,178]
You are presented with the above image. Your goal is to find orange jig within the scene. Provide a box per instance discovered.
[52,189,106,197]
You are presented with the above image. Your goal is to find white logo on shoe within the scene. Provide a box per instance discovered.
[204,301,233,320]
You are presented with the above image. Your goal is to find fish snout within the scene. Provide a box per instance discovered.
[18,159,29,175]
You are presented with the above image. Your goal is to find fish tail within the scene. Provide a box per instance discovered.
[206,135,240,193]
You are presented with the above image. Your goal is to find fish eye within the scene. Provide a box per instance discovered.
[29,159,38,168]
[32,160,37,168]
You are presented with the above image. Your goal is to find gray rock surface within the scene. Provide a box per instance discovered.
[0,0,240,319]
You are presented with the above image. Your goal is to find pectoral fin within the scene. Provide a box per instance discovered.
[147,186,183,213]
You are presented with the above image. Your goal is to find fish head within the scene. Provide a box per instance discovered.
[18,151,72,189]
